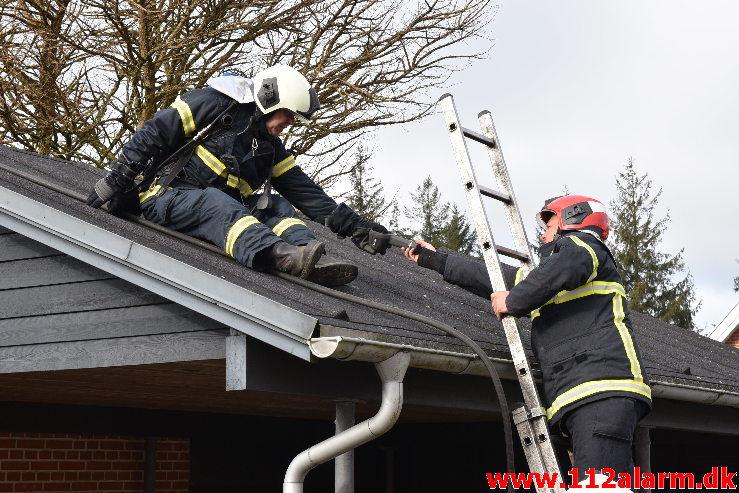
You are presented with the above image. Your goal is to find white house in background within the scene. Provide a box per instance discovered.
[708,300,739,348]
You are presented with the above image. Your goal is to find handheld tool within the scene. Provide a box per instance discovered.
[367,230,422,255]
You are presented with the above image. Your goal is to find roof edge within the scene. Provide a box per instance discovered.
[311,335,516,381]
[708,300,739,342]
[310,336,739,409]
[0,185,317,360]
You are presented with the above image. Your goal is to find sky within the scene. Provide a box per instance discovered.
[369,1,739,332]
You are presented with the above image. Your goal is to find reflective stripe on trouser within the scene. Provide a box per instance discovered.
[140,187,282,269]
[244,193,315,246]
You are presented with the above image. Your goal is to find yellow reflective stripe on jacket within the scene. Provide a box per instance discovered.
[531,281,624,319]
[194,147,254,197]
[195,145,228,177]
[226,174,254,198]
[514,267,525,285]
[613,293,644,382]
[533,282,626,321]
[272,218,306,236]
[548,281,625,305]
[547,378,651,419]
[225,216,261,257]
[171,97,195,137]
[272,155,296,177]
[568,235,598,283]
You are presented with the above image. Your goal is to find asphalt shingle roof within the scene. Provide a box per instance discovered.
[1,145,737,395]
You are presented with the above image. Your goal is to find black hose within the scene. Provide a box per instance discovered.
[0,161,517,484]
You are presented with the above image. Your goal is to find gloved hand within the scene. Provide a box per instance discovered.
[86,176,141,216]
[351,221,389,254]
[86,177,117,209]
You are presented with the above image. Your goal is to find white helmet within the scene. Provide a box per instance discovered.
[252,65,320,122]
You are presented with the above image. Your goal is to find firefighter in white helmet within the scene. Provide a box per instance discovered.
[87,65,388,286]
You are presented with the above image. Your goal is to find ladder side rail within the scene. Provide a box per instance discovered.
[439,95,546,414]
[438,95,508,293]
[512,407,567,493]
[478,110,537,278]
[439,94,564,488]
[477,109,565,481]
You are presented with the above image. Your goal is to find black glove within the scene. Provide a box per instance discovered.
[86,177,117,208]
[351,221,389,255]
[86,176,141,216]
[324,203,389,254]
[324,203,363,238]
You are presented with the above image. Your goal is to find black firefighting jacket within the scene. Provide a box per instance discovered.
[424,231,652,423]
[109,85,355,228]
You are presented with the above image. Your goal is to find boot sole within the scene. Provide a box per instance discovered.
[297,241,325,280]
[308,262,359,287]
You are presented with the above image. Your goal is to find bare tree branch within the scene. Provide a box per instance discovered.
[0,0,493,187]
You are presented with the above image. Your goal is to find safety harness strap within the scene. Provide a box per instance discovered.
[152,101,238,198]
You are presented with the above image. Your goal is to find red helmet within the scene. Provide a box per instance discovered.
[538,195,610,240]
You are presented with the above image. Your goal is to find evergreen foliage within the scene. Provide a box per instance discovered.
[405,176,477,253]
[405,176,449,245]
[387,202,406,236]
[609,158,700,329]
[345,145,392,223]
[440,204,478,255]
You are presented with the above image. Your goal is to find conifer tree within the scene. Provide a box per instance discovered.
[345,145,391,223]
[733,260,738,293]
[609,158,700,329]
[439,204,478,255]
[405,176,478,254]
[405,176,450,246]
[387,201,406,236]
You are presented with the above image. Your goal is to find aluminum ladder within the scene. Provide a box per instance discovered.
[438,93,565,492]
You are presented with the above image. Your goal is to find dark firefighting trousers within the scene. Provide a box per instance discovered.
[141,187,316,269]
[562,396,649,478]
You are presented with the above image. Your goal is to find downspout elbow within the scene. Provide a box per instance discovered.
[283,351,410,493]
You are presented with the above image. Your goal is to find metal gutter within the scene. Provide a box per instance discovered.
[310,336,739,408]
[0,185,318,360]
[650,382,739,407]
[310,335,517,379]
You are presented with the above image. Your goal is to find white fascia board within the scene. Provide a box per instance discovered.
[708,300,739,343]
[0,186,317,360]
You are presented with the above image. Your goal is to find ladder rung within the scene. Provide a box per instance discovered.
[478,185,512,204]
[461,127,496,147]
[495,245,530,263]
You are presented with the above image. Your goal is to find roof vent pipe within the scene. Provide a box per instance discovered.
[283,351,410,493]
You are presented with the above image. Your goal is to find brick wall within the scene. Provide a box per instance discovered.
[0,433,189,493]
[726,327,739,348]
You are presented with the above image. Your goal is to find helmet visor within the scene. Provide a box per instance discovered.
[537,209,555,229]
[294,87,321,122]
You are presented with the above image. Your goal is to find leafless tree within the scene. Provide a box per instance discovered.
[0,0,493,187]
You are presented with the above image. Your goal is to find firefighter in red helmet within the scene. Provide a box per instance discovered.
[404,195,651,477]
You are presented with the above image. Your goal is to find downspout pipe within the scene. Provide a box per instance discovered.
[283,351,410,493]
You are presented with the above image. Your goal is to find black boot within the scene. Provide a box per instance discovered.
[270,240,325,279]
[308,256,358,286]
